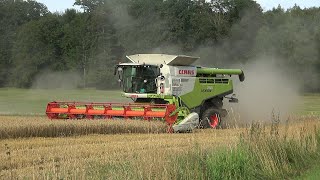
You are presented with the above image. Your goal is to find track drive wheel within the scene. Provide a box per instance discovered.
[201,108,221,129]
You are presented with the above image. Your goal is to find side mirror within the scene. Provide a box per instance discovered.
[239,71,245,82]
[117,67,123,80]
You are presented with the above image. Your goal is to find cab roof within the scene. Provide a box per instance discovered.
[126,54,199,66]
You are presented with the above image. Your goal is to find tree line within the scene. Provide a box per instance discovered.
[0,0,319,91]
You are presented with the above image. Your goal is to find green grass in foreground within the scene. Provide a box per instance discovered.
[0,88,128,115]
[87,119,320,179]
[297,164,320,180]
[169,122,320,180]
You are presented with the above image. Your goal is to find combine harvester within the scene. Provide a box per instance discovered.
[46,54,245,132]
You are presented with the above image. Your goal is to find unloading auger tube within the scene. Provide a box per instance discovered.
[45,54,245,133]
[196,68,245,82]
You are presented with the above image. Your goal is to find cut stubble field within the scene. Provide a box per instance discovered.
[0,115,319,179]
[0,116,241,179]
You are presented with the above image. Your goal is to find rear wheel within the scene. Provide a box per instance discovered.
[200,108,221,128]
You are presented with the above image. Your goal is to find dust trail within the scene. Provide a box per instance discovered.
[32,71,82,89]
[225,58,301,124]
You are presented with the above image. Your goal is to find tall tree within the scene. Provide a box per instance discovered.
[74,0,104,12]
[0,0,49,86]
[9,14,63,87]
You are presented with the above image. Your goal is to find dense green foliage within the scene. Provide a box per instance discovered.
[0,0,319,91]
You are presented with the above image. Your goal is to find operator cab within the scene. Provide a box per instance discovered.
[116,64,159,94]
[115,54,200,95]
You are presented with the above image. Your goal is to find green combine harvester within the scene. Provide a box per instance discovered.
[46,54,245,132]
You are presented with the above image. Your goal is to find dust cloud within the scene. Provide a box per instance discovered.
[105,0,134,30]
[32,71,82,89]
[225,58,301,124]
[151,45,183,55]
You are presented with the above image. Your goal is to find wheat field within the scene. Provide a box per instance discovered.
[0,115,319,179]
[0,116,241,179]
[0,116,167,139]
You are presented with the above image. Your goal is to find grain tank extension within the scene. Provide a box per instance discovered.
[46,54,245,132]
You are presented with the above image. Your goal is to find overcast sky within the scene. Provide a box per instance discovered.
[36,0,320,12]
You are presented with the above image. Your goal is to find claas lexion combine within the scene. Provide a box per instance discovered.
[46,54,245,132]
